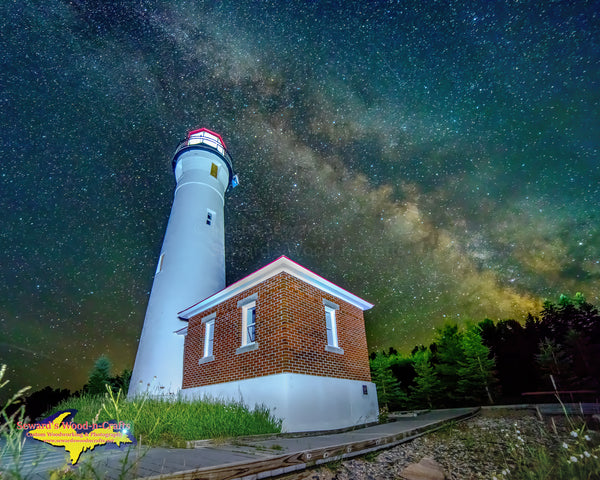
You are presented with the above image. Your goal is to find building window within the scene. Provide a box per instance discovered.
[323,299,344,354]
[236,294,259,354]
[210,163,219,178]
[203,319,214,357]
[199,313,216,364]
[325,307,338,347]
[242,301,256,345]
[206,209,215,226]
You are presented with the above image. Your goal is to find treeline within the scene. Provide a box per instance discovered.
[370,293,600,410]
[12,355,130,422]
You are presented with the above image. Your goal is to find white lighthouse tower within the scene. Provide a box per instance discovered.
[129,128,237,397]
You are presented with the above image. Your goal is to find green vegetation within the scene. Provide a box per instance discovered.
[370,322,495,410]
[5,353,280,454]
[500,424,600,480]
[424,409,600,480]
[49,387,282,447]
[83,356,131,396]
[370,352,404,411]
[457,324,496,404]
[1,364,32,480]
[11,355,132,425]
[409,349,442,409]
[370,292,600,410]
[84,356,112,396]
[2,365,280,479]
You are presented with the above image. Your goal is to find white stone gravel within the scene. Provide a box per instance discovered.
[285,411,578,480]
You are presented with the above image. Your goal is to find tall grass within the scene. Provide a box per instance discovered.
[1,364,34,480]
[49,389,282,447]
[494,416,600,480]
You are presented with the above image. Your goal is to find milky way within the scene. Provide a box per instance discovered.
[1,0,599,394]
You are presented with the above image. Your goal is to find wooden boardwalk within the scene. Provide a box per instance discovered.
[1,408,479,480]
[133,408,478,480]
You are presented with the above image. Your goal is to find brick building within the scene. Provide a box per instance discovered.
[177,256,379,432]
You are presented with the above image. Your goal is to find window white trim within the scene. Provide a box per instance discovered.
[323,299,343,354]
[199,354,214,364]
[202,318,215,359]
[325,306,338,348]
[236,296,259,354]
[206,208,215,226]
[325,345,344,354]
[237,293,258,308]
[236,342,258,355]
[323,299,340,310]
[241,301,256,346]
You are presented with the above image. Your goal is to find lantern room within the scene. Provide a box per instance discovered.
[172,127,238,189]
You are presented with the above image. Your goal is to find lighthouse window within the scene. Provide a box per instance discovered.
[210,163,219,178]
[206,209,215,226]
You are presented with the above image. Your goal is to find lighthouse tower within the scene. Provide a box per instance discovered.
[129,128,237,397]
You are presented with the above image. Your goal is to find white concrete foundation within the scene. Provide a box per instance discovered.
[180,373,379,432]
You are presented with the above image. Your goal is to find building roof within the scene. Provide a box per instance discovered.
[178,256,374,320]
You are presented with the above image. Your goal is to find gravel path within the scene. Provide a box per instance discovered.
[285,410,589,480]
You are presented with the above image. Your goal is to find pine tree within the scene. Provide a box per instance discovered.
[86,356,112,395]
[432,323,465,405]
[409,350,441,409]
[535,338,572,390]
[110,368,132,393]
[370,352,405,410]
[457,324,496,405]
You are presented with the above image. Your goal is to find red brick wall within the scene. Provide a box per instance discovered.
[182,272,372,388]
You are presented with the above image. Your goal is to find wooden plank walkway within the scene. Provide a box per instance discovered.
[1,408,479,480]
[135,408,479,480]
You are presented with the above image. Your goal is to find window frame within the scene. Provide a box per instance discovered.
[243,302,256,345]
[199,312,216,364]
[325,306,338,348]
[236,294,259,354]
[203,319,214,357]
[206,208,215,226]
[323,299,344,354]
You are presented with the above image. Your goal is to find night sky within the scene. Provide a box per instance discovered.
[1,0,599,396]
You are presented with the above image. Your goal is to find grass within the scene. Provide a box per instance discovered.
[420,407,600,479]
[363,450,380,462]
[496,408,600,480]
[0,359,281,479]
[48,387,282,447]
[1,365,32,480]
